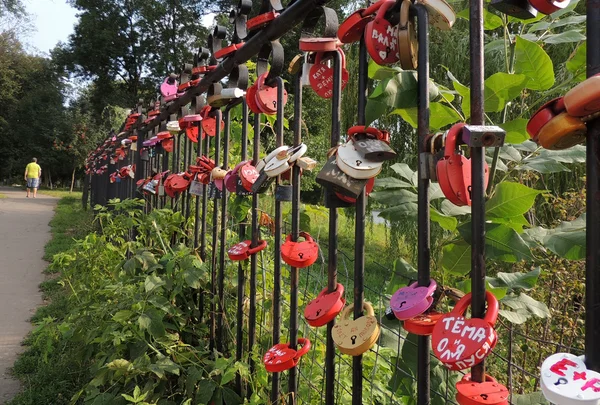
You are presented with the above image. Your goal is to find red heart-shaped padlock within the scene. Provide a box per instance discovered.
[263,338,311,373]
[432,291,499,371]
[403,311,444,336]
[170,174,190,193]
[304,283,346,327]
[337,1,385,44]
[200,106,224,137]
[227,239,267,261]
[281,232,319,268]
[255,72,288,115]
[456,373,509,405]
[239,162,259,192]
[309,49,349,99]
[246,82,262,114]
[364,0,400,65]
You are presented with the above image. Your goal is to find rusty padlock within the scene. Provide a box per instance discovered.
[281,231,320,268]
[263,338,311,373]
[348,125,397,162]
[364,0,400,65]
[456,373,509,405]
[541,352,600,405]
[390,279,437,321]
[309,49,349,99]
[432,291,499,371]
[227,239,267,261]
[332,302,380,356]
[304,283,346,327]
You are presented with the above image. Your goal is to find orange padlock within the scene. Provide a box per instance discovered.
[456,373,509,405]
[536,112,586,150]
[280,231,319,268]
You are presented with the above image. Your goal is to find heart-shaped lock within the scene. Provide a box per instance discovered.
[564,74,600,117]
[529,0,569,14]
[541,353,600,405]
[456,373,509,405]
[281,231,319,268]
[403,312,444,336]
[336,140,383,180]
[225,161,249,192]
[432,291,499,371]
[365,0,400,65]
[537,112,586,150]
[527,97,566,141]
[309,49,349,99]
[255,72,288,115]
[160,74,178,102]
[304,283,346,327]
[245,82,262,114]
[436,123,489,206]
[170,173,191,193]
[348,126,397,162]
[337,1,385,44]
[390,279,437,321]
[240,162,260,192]
[200,106,224,137]
[397,0,418,70]
[227,239,267,261]
[332,302,380,356]
[263,338,311,373]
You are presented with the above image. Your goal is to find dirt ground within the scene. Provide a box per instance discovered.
[0,188,56,404]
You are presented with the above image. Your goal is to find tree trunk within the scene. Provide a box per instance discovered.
[70,167,76,193]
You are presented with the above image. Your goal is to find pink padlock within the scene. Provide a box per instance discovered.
[390,279,437,321]
[225,160,249,192]
[160,76,178,102]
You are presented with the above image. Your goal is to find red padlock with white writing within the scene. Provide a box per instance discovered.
[309,49,349,99]
[227,239,267,261]
[337,0,385,44]
[304,283,346,327]
[364,0,400,65]
[281,231,320,268]
[436,123,489,207]
[432,291,499,371]
[263,338,311,373]
[456,373,509,405]
[239,162,260,192]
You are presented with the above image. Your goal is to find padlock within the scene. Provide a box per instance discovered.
[227,239,267,261]
[299,37,339,52]
[564,74,600,117]
[301,53,316,88]
[540,352,600,405]
[335,177,375,203]
[316,155,369,199]
[264,144,308,177]
[255,72,288,115]
[403,312,444,336]
[337,0,385,44]
[211,167,228,180]
[263,338,311,373]
[207,87,246,107]
[390,279,437,321]
[167,120,180,134]
[436,123,489,206]
[296,156,317,171]
[456,373,509,405]
[160,74,178,102]
[225,160,249,192]
[529,0,569,14]
[348,126,397,162]
[240,162,260,192]
[336,139,383,180]
[426,132,444,182]
[245,82,262,114]
[281,232,320,268]
[398,0,418,70]
[169,173,191,194]
[332,302,381,356]
[275,185,293,201]
[489,0,537,20]
[304,283,346,327]
[200,106,225,136]
[364,0,400,65]
[415,0,456,30]
[309,50,349,99]
[432,291,499,371]
[526,97,565,141]
[536,112,586,150]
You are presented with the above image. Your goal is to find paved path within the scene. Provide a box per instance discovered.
[0,188,56,404]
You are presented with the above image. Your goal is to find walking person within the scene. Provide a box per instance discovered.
[24,158,42,198]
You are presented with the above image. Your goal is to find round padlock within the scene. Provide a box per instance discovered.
[456,373,509,405]
[416,0,456,30]
[332,302,381,356]
[403,311,444,336]
[337,1,385,44]
[170,174,190,193]
[309,49,350,99]
[365,0,400,65]
[335,177,375,203]
[240,162,260,192]
[398,0,418,70]
[526,97,566,141]
[336,139,383,180]
[263,338,311,373]
[390,279,437,321]
[280,231,320,268]
[540,352,600,405]
[564,74,600,117]
[227,239,267,261]
[432,291,499,371]
[536,112,586,150]
[299,37,339,52]
[304,283,346,327]
[225,160,249,192]
[347,125,396,162]
[264,147,293,177]
[529,0,569,14]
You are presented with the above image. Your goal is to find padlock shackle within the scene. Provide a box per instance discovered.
[289,143,307,162]
[340,301,375,320]
[294,337,311,359]
[312,48,347,69]
[374,0,396,22]
[363,0,386,16]
[451,291,499,326]
[347,125,382,139]
[317,283,345,299]
[443,122,466,158]
[408,279,437,295]
[247,239,267,255]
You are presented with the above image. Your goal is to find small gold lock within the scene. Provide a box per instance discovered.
[296,156,317,171]
[211,167,228,180]
[332,301,380,356]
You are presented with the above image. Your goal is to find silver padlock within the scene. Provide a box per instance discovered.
[301,53,315,88]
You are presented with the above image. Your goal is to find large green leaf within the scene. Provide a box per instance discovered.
[441,241,471,275]
[514,36,555,90]
[488,214,531,233]
[370,189,417,205]
[484,72,528,108]
[502,293,550,318]
[499,308,531,324]
[391,102,462,131]
[431,207,458,231]
[374,177,413,189]
[492,267,541,290]
[543,30,586,44]
[459,222,535,262]
[378,202,419,220]
[456,7,503,30]
[365,99,388,126]
[518,157,571,173]
[566,41,586,82]
[544,229,586,259]
[390,163,416,183]
[440,200,471,216]
[497,145,523,162]
[486,182,544,218]
[538,145,586,163]
[512,392,549,405]
[500,118,529,144]
[385,258,418,295]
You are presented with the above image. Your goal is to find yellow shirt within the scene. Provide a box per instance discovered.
[25,162,41,179]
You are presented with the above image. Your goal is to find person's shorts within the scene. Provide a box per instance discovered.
[27,178,40,188]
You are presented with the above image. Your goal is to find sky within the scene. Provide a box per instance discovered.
[22,0,78,54]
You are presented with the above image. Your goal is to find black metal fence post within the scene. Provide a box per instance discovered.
[201,134,210,262]
[211,109,223,353]
[586,0,600,372]
[218,108,231,355]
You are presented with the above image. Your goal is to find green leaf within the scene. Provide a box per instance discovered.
[514,36,555,91]
[440,200,471,216]
[458,278,508,300]
[390,163,416,183]
[486,182,544,218]
[499,308,531,324]
[374,177,413,189]
[457,7,503,30]
[222,387,242,405]
[459,222,534,262]
[450,75,471,118]
[538,145,586,163]
[137,314,151,330]
[544,229,586,259]
[441,241,471,275]
[500,119,529,144]
[378,202,418,220]
[494,267,541,290]
[502,292,550,318]
[512,392,549,405]
[391,107,418,128]
[370,189,417,205]
[368,61,402,80]
[518,157,571,173]
[392,102,462,130]
[497,145,523,162]
[112,310,133,323]
[149,357,180,379]
[484,73,528,110]
[365,99,389,126]
[488,214,531,233]
[385,258,419,295]
[543,30,586,44]
[430,207,458,231]
[566,41,586,82]
[145,308,166,338]
[144,274,165,293]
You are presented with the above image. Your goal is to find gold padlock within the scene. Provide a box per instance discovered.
[332,301,380,356]
[296,156,317,171]
[211,167,228,180]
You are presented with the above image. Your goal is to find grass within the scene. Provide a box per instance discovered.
[37,189,83,199]
[0,193,6,198]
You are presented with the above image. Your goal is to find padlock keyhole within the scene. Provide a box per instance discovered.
[298,252,304,259]
[467,185,473,200]
[356,160,362,166]
[350,335,357,345]
[399,300,406,308]
[315,309,321,317]
[480,394,488,401]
